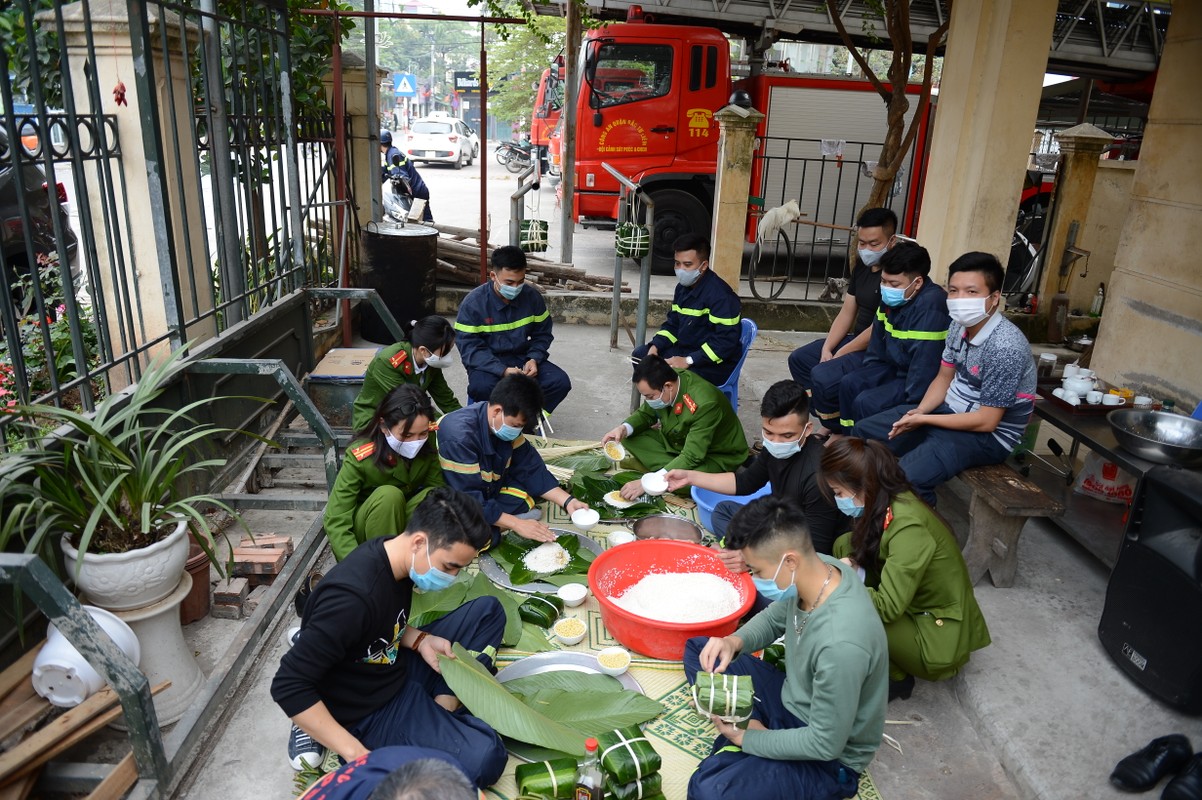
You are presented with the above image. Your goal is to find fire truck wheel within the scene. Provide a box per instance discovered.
[646,188,710,273]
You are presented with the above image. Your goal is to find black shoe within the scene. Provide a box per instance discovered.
[888,674,915,702]
[293,570,323,617]
[1110,734,1192,792]
[1163,753,1202,800]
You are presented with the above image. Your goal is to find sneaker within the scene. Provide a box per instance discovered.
[288,724,325,771]
[287,626,301,647]
[514,507,542,521]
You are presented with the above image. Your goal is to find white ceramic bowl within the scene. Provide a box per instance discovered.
[1134,395,1153,408]
[552,617,587,646]
[1063,376,1095,396]
[596,646,632,677]
[603,440,627,463]
[571,508,600,531]
[1103,394,1125,406]
[607,530,637,547]
[641,471,669,496]
[557,583,588,608]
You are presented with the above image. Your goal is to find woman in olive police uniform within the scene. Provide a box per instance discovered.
[324,385,445,561]
[351,316,462,431]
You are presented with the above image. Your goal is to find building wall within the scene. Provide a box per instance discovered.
[1071,160,1137,311]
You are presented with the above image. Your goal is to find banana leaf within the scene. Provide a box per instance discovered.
[514,688,663,736]
[503,671,624,696]
[439,644,588,756]
[514,621,558,653]
[762,642,787,673]
[518,593,565,628]
[567,470,668,519]
[544,451,611,474]
[515,757,578,800]
[409,572,525,647]
[464,572,525,647]
[605,771,664,800]
[491,533,596,586]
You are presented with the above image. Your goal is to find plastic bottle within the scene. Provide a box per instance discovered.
[575,737,603,800]
[1090,283,1106,317]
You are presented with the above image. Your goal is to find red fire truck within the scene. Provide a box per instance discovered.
[531,61,564,175]
[568,6,933,269]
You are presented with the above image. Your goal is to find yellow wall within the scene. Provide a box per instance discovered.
[1070,160,1137,311]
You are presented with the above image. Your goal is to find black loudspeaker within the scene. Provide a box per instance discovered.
[1098,466,1202,714]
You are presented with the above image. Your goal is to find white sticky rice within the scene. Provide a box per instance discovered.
[612,572,741,623]
[522,541,570,574]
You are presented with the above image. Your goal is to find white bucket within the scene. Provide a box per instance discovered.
[32,605,141,708]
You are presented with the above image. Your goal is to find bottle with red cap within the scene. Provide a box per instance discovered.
[575,737,602,799]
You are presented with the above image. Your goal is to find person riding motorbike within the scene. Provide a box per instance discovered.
[380,129,433,223]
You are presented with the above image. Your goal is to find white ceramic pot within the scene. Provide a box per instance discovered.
[61,518,189,611]
[1062,376,1095,396]
[32,605,141,708]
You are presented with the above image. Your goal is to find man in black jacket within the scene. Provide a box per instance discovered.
[665,380,844,608]
[271,487,506,788]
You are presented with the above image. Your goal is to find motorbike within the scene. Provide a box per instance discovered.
[495,139,535,173]
[382,162,415,224]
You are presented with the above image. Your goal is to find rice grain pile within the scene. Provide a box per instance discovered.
[612,572,741,623]
[522,541,570,574]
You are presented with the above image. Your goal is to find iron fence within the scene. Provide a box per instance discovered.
[0,0,351,446]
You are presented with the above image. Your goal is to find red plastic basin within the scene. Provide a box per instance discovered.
[588,539,755,660]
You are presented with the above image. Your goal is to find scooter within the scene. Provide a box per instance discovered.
[382,165,415,224]
[496,139,535,173]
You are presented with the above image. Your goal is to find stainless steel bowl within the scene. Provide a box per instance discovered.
[630,514,704,543]
[1066,335,1094,353]
[1107,410,1202,466]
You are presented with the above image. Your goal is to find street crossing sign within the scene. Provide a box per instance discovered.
[393,73,417,97]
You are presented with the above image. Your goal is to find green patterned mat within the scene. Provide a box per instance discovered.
[481,499,882,800]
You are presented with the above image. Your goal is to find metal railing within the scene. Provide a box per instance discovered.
[601,162,654,413]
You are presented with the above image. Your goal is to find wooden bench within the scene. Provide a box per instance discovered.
[953,463,1064,588]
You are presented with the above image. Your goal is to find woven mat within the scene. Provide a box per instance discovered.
[481,499,882,800]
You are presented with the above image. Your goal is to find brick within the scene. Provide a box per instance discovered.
[214,577,249,604]
[231,547,287,576]
[237,534,294,556]
[244,585,270,615]
[210,601,243,620]
[246,573,278,588]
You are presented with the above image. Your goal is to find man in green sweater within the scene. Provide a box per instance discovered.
[685,495,888,800]
[602,354,748,500]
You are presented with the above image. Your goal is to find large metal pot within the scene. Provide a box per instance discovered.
[1108,410,1202,466]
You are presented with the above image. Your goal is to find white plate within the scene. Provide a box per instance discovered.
[478,529,602,594]
[497,651,643,694]
[602,490,637,509]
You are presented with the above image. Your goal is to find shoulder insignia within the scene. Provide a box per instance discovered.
[429,421,439,432]
[883,507,894,531]
[351,442,376,461]
[403,363,412,375]
[389,349,409,369]
[683,394,698,414]
[673,402,684,415]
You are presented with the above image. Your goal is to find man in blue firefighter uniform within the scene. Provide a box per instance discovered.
[632,233,742,387]
[454,245,572,415]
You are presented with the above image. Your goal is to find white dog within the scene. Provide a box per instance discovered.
[757,199,803,243]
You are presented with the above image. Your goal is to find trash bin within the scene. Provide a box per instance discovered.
[357,222,438,344]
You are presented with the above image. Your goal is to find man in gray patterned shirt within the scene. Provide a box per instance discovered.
[854,252,1037,503]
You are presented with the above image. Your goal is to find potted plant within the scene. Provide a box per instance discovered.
[0,348,266,611]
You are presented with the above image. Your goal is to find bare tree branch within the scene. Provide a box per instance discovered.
[890,15,950,173]
[824,2,892,102]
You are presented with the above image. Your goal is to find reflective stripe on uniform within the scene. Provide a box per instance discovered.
[701,342,723,364]
[655,329,678,344]
[840,418,856,428]
[499,486,534,508]
[454,310,550,334]
[875,309,948,341]
[670,305,740,327]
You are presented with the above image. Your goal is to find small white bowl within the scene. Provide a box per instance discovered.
[557,583,588,608]
[552,617,587,646]
[596,646,631,677]
[607,530,637,547]
[641,471,669,496]
[603,440,627,462]
[571,508,600,531]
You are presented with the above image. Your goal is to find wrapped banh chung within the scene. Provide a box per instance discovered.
[514,757,577,799]
[517,593,564,629]
[691,671,755,729]
[604,769,664,800]
[597,725,662,786]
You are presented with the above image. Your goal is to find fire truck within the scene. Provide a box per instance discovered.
[566,6,933,270]
[531,61,564,176]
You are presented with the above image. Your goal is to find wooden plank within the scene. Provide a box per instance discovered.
[0,688,120,785]
[84,752,138,800]
[0,644,44,704]
[0,690,53,744]
[0,770,38,800]
[0,676,39,721]
[0,682,168,787]
[958,464,1064,517]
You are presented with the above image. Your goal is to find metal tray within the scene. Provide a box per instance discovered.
[496,651,642,694]
[478,529,602,594]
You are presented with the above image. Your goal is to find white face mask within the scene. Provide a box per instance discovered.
[384,430,427,459]
[424,350,455,369]
[946,296,995,327]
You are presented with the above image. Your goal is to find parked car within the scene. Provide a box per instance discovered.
[404,115,479,169]
[0,124,78,302]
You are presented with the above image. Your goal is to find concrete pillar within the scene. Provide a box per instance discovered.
[710,105,764,290]
[1090,2,1202,410]
[328,54,382,233]
[55,0,216,360]
[1039,123,1113,339]
[915,0,1058,282]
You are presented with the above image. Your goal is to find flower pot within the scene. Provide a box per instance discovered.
[61,519,190,611]
[32,605,141,708]
[180,540,212,625]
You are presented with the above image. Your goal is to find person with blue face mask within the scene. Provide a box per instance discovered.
[819,437,991,703]
[272,487,509,787]
[454,245,572,423]
[812,241,950,437]
[324,385,446,562]
[630,233,743,386]
[681,495,888,800]
[437,373,591,547]
[602,354,747,500]
[663,381,845,611]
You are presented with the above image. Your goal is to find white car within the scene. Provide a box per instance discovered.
[404,116,480,169]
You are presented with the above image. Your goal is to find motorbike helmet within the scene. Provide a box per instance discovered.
[380,129,393,146]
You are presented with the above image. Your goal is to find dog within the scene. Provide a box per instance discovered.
[756,199,803,244]
[818,277,848,302]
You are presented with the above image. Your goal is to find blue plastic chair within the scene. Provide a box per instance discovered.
[717,318,758,411]
[1191,403,1202,421]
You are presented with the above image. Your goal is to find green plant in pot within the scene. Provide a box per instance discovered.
[0,348,269,611]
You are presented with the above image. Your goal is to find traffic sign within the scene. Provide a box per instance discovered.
[393,72,418,97]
